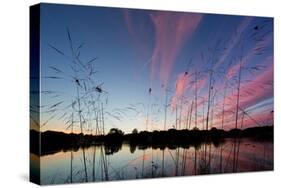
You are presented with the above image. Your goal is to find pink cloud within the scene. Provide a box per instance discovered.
[124,11,202,86]
[210,60,273,129]
[171,72,191,110]
[192,56,273,130]
[228,62,273,111]
[226,62,241,80]
[216,109,272,130]
[150,12,202,85]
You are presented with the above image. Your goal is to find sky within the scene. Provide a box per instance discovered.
[34,3,273,134]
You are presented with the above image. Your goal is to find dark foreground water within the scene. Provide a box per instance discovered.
[35,138,273,184]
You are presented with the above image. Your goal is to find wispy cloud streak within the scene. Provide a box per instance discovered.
[150,12,202,85]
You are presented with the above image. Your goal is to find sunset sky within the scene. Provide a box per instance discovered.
[37,3,273,134]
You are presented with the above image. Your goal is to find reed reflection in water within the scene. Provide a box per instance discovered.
[40,138,273,184]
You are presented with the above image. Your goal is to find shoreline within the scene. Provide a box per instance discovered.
[30,126,273,156]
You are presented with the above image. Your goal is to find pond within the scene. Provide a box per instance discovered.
[38,138,273,184]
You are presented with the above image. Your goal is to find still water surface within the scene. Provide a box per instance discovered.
[40,138,273,184]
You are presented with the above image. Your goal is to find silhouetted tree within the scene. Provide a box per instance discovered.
[132,128,138,134]
[108,128,124,136]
